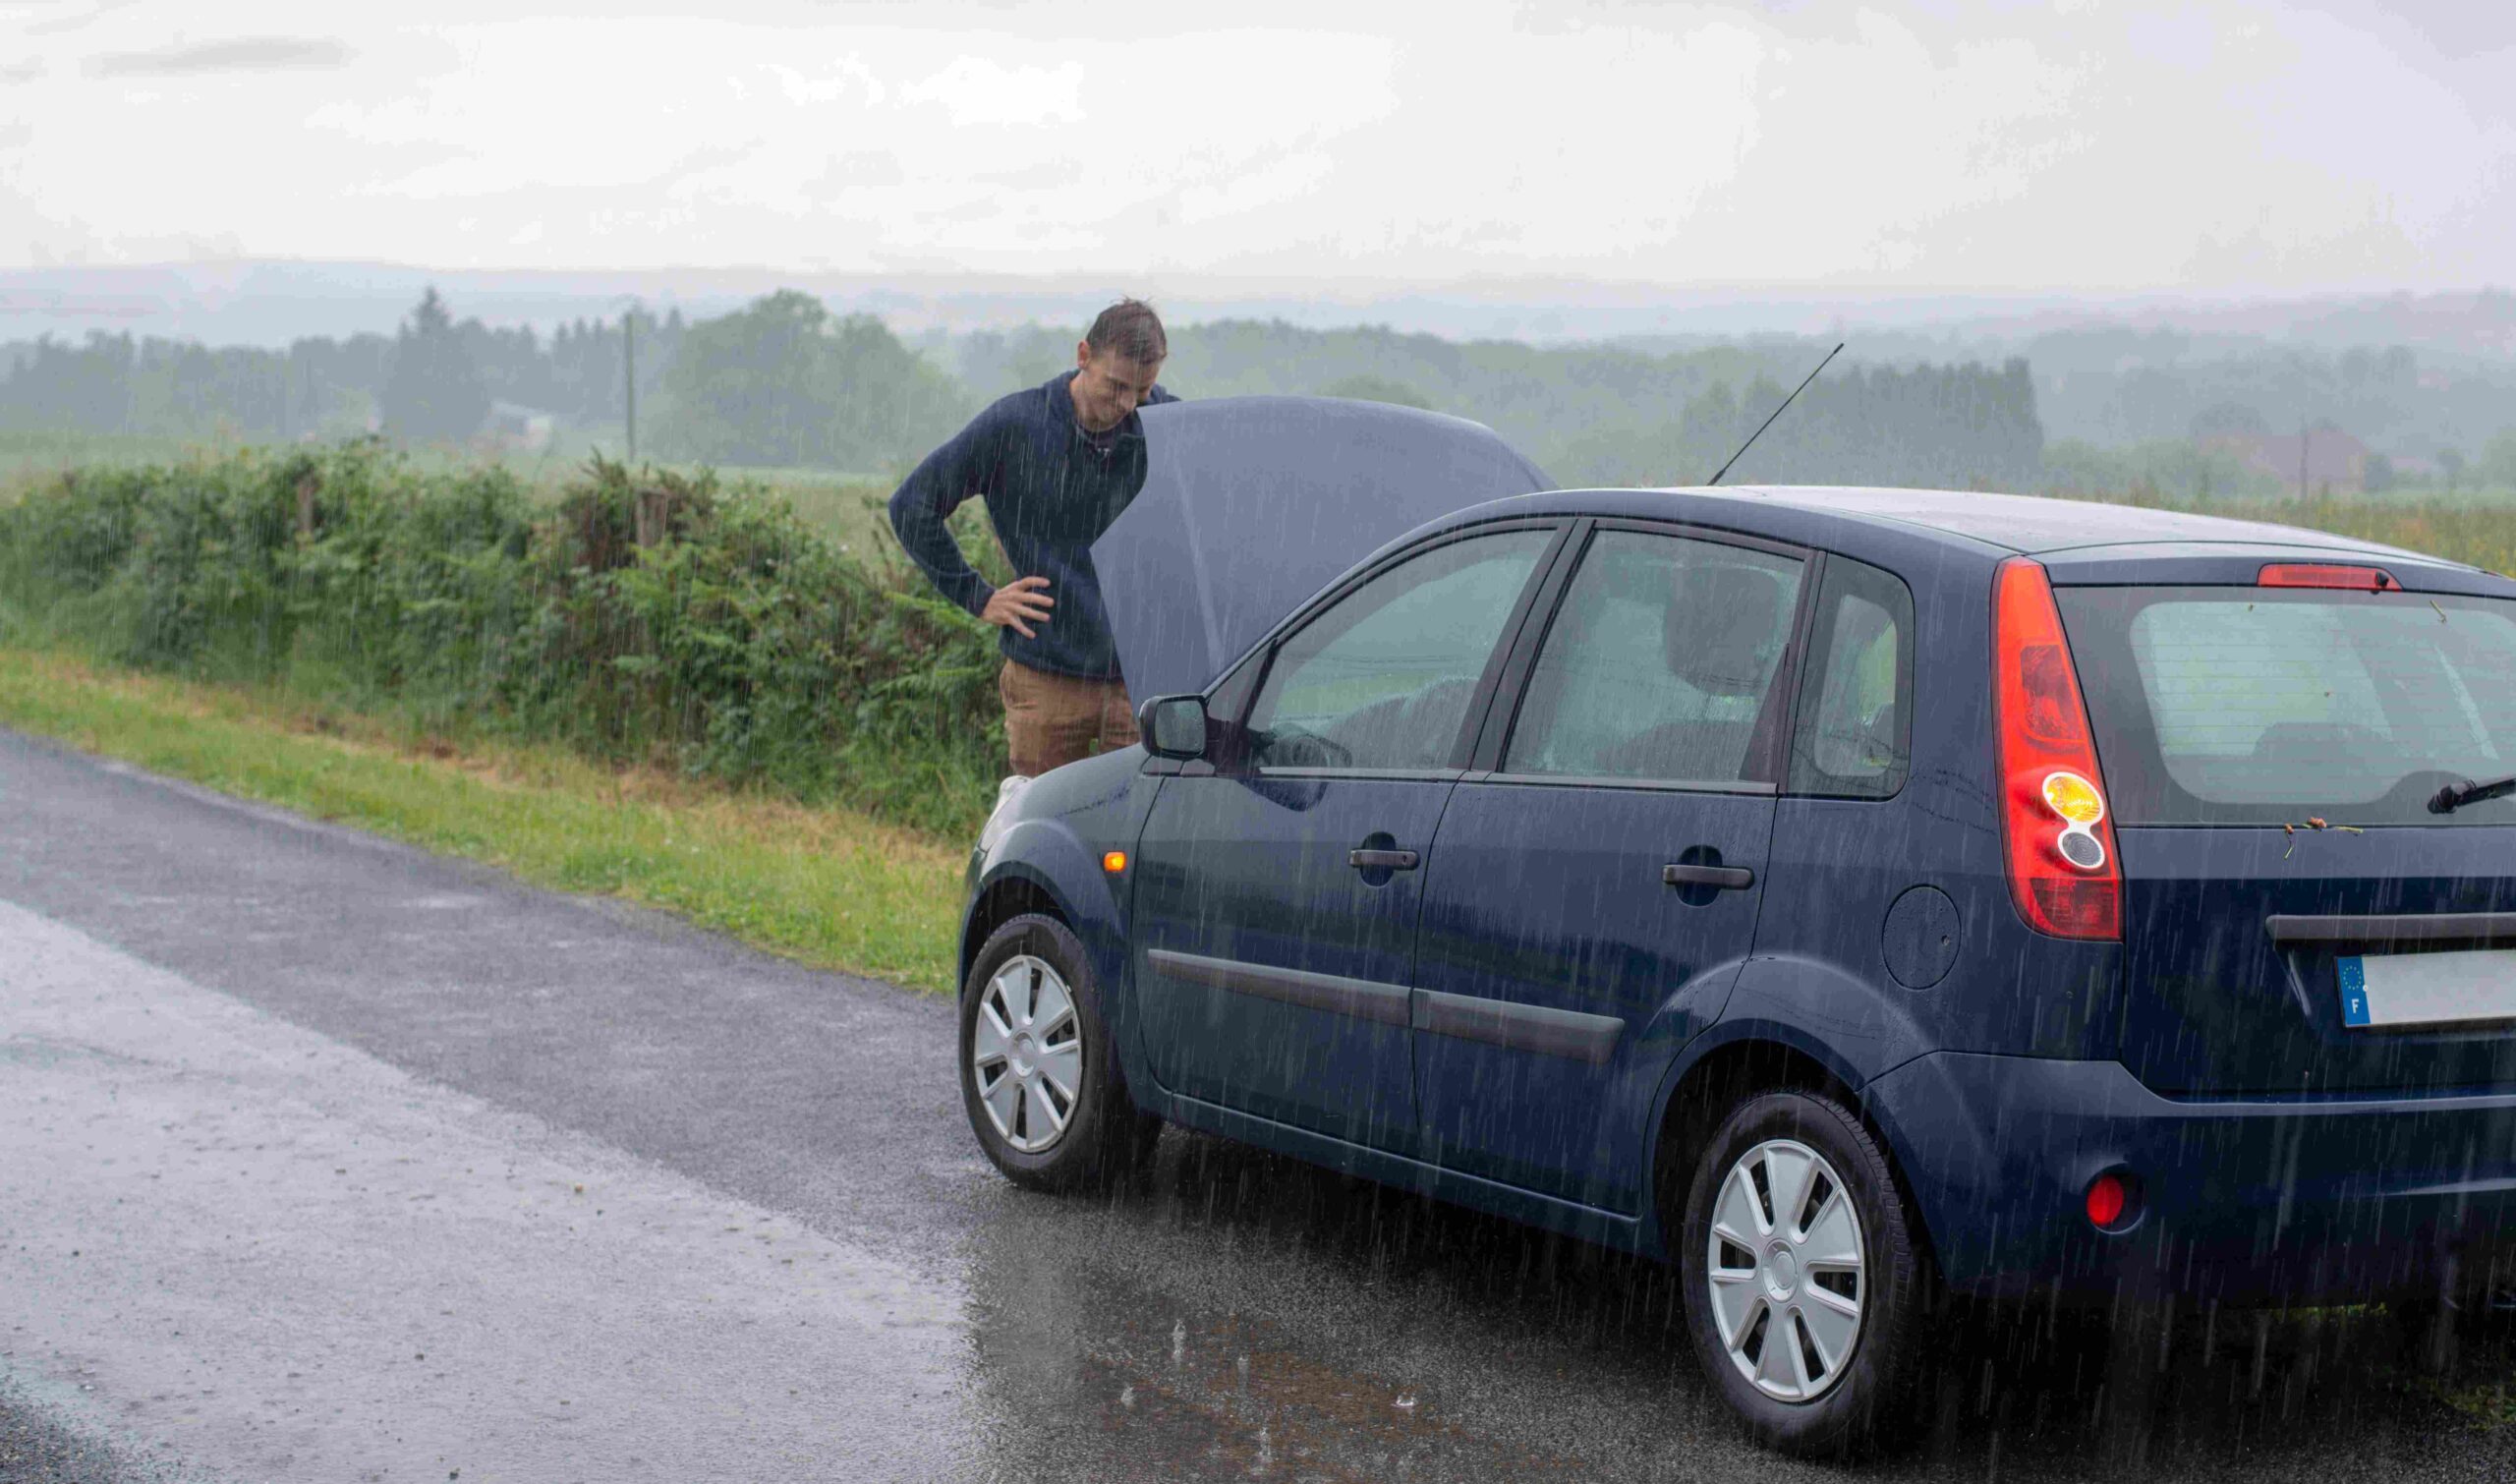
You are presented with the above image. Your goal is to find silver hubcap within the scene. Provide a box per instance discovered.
[1706,1138,1866,1403]
[969,954,1083,1154]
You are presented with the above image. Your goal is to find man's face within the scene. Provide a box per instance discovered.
[1070,343,1163,433]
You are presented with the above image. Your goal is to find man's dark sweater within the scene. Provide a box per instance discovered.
[888,370,1176,680]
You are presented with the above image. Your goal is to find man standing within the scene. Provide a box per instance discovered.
[889,300,1176,776]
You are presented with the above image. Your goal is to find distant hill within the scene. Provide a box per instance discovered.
[7,265,2514,495]
[5,259,2510,359]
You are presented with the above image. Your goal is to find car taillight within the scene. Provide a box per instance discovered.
[1993,559,2121,940]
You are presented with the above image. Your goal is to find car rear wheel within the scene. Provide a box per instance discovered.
[1679,1089,1932,1456]
[960,913,1157,1191]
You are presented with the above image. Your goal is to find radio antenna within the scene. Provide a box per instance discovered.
[1705,342,1844,486]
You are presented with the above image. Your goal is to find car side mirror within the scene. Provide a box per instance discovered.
[1138,695,1208,761]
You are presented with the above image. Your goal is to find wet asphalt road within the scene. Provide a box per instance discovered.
[4,727,2514,1483]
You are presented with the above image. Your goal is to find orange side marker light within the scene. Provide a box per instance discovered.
[1103,851,1128,874]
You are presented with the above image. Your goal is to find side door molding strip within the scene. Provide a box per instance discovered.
[1149,950,1627,1063]
[1147,949,1413,1026]
[1412,987,1625,1064]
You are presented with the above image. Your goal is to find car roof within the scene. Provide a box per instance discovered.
[1462,484,2475,570]
[1732,485,2457,559]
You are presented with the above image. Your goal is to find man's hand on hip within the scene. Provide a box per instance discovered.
[983,576,1055,638]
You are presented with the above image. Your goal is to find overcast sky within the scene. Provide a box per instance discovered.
[2,0,2509,294]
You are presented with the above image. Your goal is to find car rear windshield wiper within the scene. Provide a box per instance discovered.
[2429,773,2516,815]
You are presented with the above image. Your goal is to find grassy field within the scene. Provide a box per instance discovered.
[705,468,899,551]
[12,428,2510,553]
[1,432,903,549]
[2116,491,2516,573]
[0,428,227,485]
[0,648,966,993]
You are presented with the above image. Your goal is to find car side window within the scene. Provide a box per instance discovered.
[1504,531,1805,783]
[1244,530,1553,771]
[1787,556,1916,799]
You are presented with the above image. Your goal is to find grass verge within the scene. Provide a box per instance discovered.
[0,648,965,993]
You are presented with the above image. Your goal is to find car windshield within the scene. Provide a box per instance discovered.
[2059,584,2516,827]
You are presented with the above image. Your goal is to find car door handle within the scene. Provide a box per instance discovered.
[1350,848,1421,871]
[1664,863,1754,890]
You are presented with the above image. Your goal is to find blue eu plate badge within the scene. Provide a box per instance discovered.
[2337,956,2371,1027]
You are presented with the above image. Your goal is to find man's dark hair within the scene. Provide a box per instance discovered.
[1085,299,1168,365]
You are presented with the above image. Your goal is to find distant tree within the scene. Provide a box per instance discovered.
[1709,358,2045,491]
[2483,430,2516,491]
[951,323,1081,396]
[1318,373,1433,410]
[291,346,320,434]
[2189,401,2268,440]
[649,290,967,471]
[2440,448,2467,494]
[380,289,490,442]
[2363,453,2397,494]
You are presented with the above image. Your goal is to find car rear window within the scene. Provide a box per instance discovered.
[1787,556,1914,799]
[2058,585,2516,827]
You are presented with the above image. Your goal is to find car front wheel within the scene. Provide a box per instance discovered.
[1678,1089,1932,1456]
[959,912,1156,1191]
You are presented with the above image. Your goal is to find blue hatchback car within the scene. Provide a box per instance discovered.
[955,408,2516,1453]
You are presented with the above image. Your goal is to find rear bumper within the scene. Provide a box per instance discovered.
[1866,1052,2516,1305]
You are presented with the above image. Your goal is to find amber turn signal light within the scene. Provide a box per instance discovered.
[1103,851,1128,874]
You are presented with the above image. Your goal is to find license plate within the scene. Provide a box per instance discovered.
[2338,950,2516,1030]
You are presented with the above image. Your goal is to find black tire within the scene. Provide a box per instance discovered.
[1677,1089,1933,1457]
[2388,1258,2516,1374]
[959,913,1158,1192]
[2389,1279,2465,1376]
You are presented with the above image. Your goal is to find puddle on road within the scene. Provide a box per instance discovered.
[945,1127,2516,1482]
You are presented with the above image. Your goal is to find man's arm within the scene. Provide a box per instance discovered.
[886,413,1002,619]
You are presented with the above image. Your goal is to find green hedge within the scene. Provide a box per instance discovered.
[0,442,1004,838]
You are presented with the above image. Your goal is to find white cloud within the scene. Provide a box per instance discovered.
[769,57,885,107]
[0,0,2506,292]
[897,56,1083,126]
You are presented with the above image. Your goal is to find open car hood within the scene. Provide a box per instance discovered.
[1092,397,1553,703]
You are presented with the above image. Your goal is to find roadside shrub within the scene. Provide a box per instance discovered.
[0,442,1003,837]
